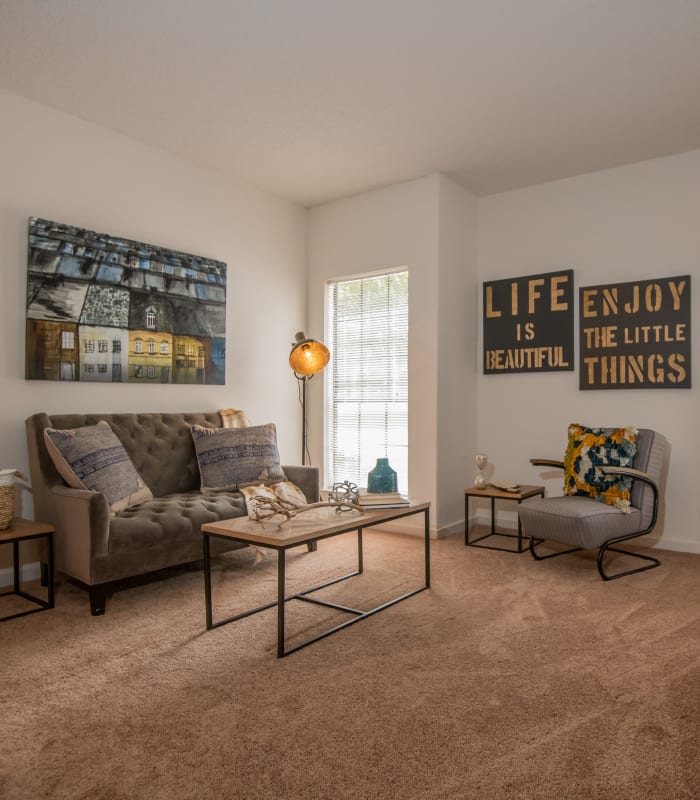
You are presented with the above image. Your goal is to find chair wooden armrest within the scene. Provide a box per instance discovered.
[530,458,565,469]
[600,465,659,494]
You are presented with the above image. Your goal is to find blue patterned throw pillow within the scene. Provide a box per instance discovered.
[191,423,286,489]
[44,420,153,514]
[564,423,637,511]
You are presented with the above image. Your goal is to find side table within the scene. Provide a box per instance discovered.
[465,485,545,553]
[0,518,55,621]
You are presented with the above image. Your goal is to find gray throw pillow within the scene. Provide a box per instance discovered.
[44,420,153,514]
[191,423,286,489]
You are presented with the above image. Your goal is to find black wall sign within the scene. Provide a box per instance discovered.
[483,269,574,374]
[579,275,691,389]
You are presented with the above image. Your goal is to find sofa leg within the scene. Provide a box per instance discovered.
[306,540,317,552]
[89,585,108,616]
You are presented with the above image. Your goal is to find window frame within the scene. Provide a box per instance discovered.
[324,267,409,494]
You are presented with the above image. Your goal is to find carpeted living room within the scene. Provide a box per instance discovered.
[1,3,699,800]
[3,529,698,799]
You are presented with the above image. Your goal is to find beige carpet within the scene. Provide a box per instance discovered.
[1,529,699,800]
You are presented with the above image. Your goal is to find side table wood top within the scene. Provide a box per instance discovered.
[464,484,545,501]
[0,517,55,543]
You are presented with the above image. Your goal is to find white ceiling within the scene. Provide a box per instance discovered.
[2,1,700,207]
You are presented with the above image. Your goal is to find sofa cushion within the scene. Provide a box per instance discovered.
[108,489,246,554]
[563,423,637,511]
[191,423,286,489]
[44,420,153,514]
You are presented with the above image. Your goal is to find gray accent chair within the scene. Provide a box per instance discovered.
[25,412,320,614]
[518,429,668,580]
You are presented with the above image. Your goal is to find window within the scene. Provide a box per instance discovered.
[98,340,108,352]
[135,338,143,354]
[84,364,95,374]
[112,339,121,353]
[146,306,156,329]
[326,270,408,494]
[147,365,156,378]
[148,339,156,354]
[61,330,74,349]
[160,340,169,354]
[84,340,95,353]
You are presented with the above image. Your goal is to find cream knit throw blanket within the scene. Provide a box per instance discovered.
[218,408,251,428]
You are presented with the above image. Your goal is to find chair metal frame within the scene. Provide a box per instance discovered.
[527,461,662,581]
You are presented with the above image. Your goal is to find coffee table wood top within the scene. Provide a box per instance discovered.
[202,502,430,548]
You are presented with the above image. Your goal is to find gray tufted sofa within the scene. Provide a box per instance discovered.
[25,411,319,615]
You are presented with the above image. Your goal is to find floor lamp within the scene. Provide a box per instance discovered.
[289,331,330,465]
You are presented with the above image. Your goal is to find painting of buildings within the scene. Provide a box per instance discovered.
[25,218,227,383]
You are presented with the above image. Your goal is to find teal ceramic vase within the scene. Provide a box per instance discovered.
[367,458,398,493]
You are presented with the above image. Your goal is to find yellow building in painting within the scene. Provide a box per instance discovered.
[172,335,209,384]
[128,330,174,383]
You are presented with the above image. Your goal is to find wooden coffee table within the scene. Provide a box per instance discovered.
[201,502,430,657]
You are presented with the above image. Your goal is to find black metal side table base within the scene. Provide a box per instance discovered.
[464,486,545,554]
[466,530,526,553]
[1,520,55,622]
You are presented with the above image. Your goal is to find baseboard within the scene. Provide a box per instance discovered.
[372,516,461,540]
[438,519,465,539]
[644,535,700,554]
[0,561,41,588]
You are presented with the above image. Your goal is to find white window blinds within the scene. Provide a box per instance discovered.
[326,270,408,494]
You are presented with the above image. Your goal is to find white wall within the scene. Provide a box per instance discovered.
[308,174,478,535]
[0,90,308,528]
[437,176,479,531]
[5,88,696,557]
[477,150,700,552]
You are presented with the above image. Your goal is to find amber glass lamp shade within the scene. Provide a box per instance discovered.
[289,332,330,377]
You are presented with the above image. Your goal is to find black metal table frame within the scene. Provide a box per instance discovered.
[203,504,430,658]
[1,529,55,622]
[465,489,544,553]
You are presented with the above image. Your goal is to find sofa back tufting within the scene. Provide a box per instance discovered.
[27,411,222,504]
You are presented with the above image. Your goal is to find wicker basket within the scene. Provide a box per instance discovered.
[0,469,26,531]
[0,484,14,530]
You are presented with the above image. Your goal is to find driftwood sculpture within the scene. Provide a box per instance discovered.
[250,480,361,529]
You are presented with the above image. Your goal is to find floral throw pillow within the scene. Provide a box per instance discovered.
[563,423,638,511]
